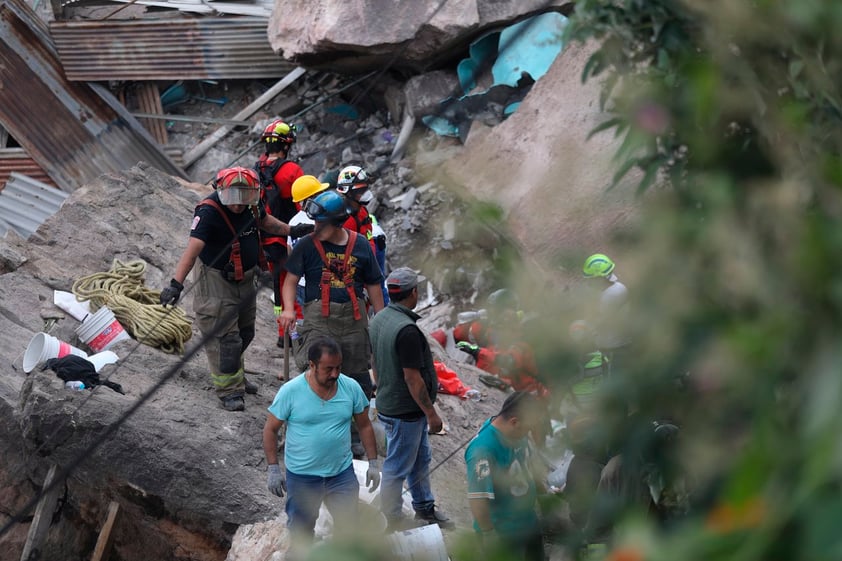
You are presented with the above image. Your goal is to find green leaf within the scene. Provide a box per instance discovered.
[587,117,624,140]
[607,156,639,191]
[636,157,664,195]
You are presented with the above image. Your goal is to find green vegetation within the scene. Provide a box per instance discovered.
[550,1,842,560]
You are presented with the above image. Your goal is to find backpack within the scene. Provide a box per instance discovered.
[255,157,298,223]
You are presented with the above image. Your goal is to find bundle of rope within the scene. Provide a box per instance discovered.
[71,259,193,354]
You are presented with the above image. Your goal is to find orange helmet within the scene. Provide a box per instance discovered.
[214,167,260,206]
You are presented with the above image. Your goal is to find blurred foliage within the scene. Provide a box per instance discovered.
[540,1,842,560]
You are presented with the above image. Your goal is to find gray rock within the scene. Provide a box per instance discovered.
[267,0,573,72]
[404,70,460,118]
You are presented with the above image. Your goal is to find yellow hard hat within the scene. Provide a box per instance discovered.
[291,175,330,203]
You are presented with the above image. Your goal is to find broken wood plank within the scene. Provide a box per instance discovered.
[136,83,168,146]
[90,501,121,561]
[182,67,307,168]
[20,464,62,561]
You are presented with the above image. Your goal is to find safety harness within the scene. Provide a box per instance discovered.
[255,157,298,224]
[198,198,267,281]
[311,229,362,320]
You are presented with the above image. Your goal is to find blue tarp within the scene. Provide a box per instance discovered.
[423,12,567,138]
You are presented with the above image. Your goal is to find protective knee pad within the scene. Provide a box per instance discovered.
[220,334,243,374]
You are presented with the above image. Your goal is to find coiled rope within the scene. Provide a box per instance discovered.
[71,259,193,354]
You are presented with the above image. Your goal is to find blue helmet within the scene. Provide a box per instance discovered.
[304,190,350,224]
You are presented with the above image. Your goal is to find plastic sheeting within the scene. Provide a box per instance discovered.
[423,12,567,138]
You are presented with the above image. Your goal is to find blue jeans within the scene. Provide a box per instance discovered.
[375,245,389,306]
[378,414,434,519]
[285,464,359,539]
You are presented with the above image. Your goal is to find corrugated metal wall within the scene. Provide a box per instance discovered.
[0,149,55,190]
[51,17,294,81]
[0,0,187,192]
[0,172,68,238]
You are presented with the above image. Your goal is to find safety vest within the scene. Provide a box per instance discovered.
[311,229,362,320]
[197,198,267,281]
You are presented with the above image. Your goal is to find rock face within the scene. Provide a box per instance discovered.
[432,40,642,285]
[268,0,573,72]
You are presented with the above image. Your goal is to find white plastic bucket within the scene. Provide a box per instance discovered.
[389,523,449,561]
[22,332,89,373]
[75,306,130,352]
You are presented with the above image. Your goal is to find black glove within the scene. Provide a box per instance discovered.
[289,223,315,238]
[159,278,184,306]
[374,235,387,251]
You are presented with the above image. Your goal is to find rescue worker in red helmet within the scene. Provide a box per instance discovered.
[160,167,313,412]
[254,119,306,346]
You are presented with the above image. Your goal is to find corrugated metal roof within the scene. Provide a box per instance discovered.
[51,17,293,81]
[0,172,68,238]
[0,0,187,192]
[87,0,275,18]
[0,148,56,190]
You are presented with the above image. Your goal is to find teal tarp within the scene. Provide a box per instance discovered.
[423,12,567,138]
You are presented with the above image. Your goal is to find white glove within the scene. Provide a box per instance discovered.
[366,458,381,492]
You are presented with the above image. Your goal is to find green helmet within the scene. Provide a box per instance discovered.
[582,253,615,278]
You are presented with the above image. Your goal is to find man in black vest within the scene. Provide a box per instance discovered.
[160,167,312,412]
[369,267,454,531]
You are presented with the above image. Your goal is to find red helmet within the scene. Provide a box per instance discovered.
[260,119,297,146]
[214,167,260,206]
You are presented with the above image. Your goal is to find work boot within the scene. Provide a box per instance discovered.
[221,395,245,412]
[385,515,425,533]
[244,376,258,395]
[414,505,455,530]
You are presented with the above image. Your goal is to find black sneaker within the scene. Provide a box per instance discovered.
[244,376,258,395]
[414,506,455,530]
[221,395,245,412]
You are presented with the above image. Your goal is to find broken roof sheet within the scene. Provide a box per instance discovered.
[95,0,274,18]
[0,0,187,192]
[50,17,294,81]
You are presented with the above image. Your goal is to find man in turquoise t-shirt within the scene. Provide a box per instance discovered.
[465,391,546,561]
[262,336,381,552]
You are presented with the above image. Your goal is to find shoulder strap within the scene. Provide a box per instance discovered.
[196,199,249,281]
[256,158,289,188]
[311,229,361,320]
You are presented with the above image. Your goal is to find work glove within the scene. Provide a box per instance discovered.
[274,305,283,329]
[267,464,286,497]
[159,279,184,307]
[289,223,315,239]
[456,341,480,359]
[366,458,381,492]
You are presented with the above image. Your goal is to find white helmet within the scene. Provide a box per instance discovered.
[336,165,373,204]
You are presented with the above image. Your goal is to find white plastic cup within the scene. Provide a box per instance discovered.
[22,332,89,373]
[75,306,130,352]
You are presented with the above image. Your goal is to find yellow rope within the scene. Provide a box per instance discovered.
[71,259,193,354]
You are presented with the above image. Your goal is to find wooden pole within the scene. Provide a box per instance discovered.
[20,465,62,561]
[181,67,307,168]
[90,502,121,561]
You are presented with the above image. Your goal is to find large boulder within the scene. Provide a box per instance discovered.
[268,0,573,72]
[428,40,642,286]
